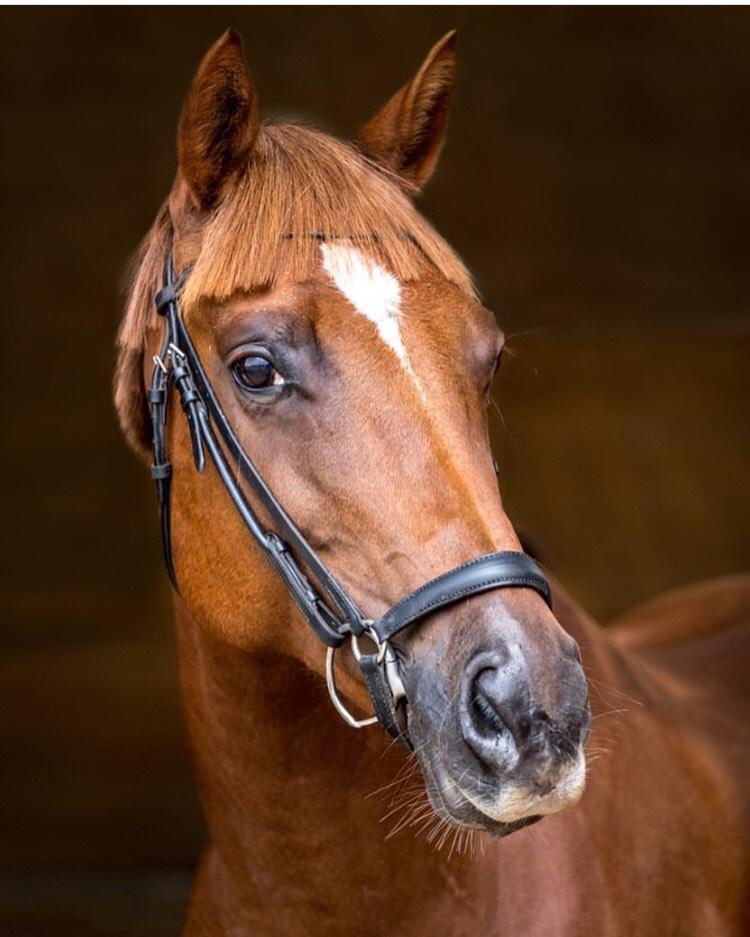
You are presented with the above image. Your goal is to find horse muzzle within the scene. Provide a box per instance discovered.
[401,625,591,834]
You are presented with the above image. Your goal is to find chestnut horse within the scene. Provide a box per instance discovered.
[115,31,750,937]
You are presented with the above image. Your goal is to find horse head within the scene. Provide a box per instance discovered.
[115,30,590,839]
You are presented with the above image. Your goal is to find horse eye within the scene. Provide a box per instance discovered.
[232,355,281,391]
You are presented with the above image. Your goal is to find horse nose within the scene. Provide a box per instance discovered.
[459,647,590,772]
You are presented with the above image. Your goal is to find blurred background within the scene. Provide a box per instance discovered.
[1,6,748,935]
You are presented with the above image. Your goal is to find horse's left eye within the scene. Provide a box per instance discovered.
[232,355,282,391]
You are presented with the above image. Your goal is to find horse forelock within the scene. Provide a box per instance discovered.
[118,122,475,356]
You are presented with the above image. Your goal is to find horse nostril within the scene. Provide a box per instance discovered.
[463,655,529,749]
[459,653,527,770]
[460,648,589,774]
[472,670,507,736]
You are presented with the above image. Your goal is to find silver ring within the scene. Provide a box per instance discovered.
[325,646,378,729]
[351,625,387,665]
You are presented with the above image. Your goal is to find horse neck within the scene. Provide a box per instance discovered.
[173,588,640,936]
[174,604,501,935]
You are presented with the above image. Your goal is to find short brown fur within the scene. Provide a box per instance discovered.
[115,30,750,937]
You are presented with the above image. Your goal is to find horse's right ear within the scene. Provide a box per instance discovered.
[177,30,259,211]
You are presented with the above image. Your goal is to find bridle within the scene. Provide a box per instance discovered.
[148,245,552,749]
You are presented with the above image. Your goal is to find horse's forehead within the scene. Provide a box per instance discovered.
[320,243,433,401]
[321,244,402,344]
[320,244,400,315]
[199,242,468,362]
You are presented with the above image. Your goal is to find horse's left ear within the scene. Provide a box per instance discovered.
[355,31,457,193]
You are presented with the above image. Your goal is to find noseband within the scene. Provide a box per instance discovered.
[148,248,552,749]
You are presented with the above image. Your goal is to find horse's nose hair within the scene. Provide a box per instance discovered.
[459,649,590,772]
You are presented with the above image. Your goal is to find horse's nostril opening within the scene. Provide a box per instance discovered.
[471,668,509,737]
[472,681,506,735]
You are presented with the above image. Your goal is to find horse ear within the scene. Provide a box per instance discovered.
[178,30,259,210]
[355,31,457,193]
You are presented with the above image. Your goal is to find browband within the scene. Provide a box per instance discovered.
[149,248,552,748]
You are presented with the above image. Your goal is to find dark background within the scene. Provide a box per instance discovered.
[2,6,748,935]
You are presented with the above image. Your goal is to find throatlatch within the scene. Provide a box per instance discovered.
[148,246,552,749]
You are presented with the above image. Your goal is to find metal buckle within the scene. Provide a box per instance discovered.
[352,626,387,665]
[152,354,169,375]
[355,627,406,704]
[383,644,406,706]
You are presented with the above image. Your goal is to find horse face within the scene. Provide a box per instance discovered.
[176,247,589,836]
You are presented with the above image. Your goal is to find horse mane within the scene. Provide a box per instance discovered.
[118,122,476,355]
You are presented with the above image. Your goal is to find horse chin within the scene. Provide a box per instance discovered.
[413,739,584,840]
[416,753,542,838]
[435,799,543,840]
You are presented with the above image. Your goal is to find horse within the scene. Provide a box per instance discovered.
[114,30,750,937]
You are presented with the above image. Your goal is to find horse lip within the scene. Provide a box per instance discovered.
[412,743,541,838]
[456,749,587,825]
[427,777,543,838]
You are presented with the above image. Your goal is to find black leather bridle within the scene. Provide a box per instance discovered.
[148,246,552,748]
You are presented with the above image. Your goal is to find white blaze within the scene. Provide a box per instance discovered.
[320,243,425,398]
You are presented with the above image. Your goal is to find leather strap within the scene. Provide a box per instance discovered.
[155,253,358,647]
[149,329,178,592]
[172,312,367,636]
[370,551,552,644]
[359,654,410,750]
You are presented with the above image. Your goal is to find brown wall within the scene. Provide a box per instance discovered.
[1,6,748,933]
